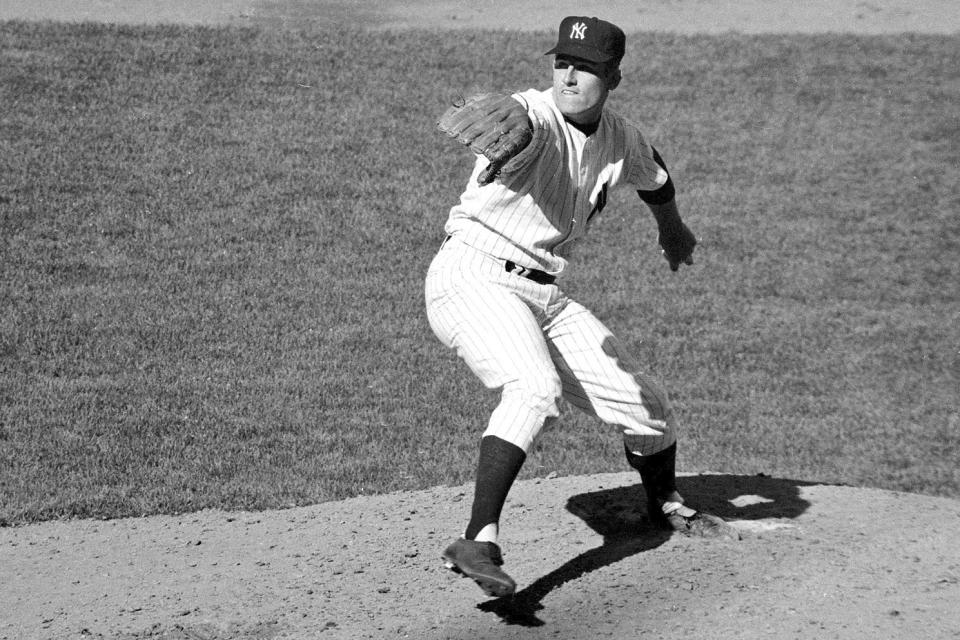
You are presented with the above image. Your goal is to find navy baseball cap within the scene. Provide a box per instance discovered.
[545,16,626,64]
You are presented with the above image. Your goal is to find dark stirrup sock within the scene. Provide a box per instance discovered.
[464,436,527,540]
[624,442,683,506]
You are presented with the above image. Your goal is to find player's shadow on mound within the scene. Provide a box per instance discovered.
[478,472,815,627]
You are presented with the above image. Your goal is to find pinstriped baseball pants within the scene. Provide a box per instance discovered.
[425,236,676,456]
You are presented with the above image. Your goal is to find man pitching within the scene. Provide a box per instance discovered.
[427,15,739,598]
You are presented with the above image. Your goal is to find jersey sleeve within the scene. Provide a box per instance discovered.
[497,90,552,177]
[622,121,670,192]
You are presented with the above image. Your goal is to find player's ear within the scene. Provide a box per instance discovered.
[607,67,622,91]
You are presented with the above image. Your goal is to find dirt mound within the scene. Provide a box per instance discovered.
[3,472,959,639]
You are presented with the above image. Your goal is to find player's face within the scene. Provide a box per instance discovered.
[552,55,620,125]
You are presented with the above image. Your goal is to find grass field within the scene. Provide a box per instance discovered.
[1,21,958,525]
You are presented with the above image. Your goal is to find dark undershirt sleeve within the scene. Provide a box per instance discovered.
[637,146,676,205]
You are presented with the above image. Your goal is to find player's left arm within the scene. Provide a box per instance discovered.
[436,93,538,186]
[637,146,697,272]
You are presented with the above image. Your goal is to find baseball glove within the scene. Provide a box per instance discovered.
[437,93,534,186]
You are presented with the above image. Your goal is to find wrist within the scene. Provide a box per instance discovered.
[656,216,685,237]
[648,199,681,226]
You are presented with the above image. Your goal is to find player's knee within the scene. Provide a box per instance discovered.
[505,371,562,412]
[636,375,671,421]
[592,375,673,432]
[486,376,562,452]
[610,377,678,457]
[622,425,676,457]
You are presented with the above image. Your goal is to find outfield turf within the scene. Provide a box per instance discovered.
[1,22,958,524]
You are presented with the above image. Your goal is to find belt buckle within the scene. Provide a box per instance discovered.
[505,260,554,285]
[505,260,527,277]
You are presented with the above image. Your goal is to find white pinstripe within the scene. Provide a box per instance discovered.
[444,89,668,277]
[425,238,675,455]
[425,239,563,451]
[426,87,676,457]
[545,301,676,456]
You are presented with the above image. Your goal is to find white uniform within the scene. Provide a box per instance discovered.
[425,88,676,456]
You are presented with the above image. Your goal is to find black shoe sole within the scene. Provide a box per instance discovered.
[443,556,516,597]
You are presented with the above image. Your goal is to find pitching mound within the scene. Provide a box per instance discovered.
[3,472,959,639]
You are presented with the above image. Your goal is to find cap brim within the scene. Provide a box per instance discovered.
[544,42,615,63]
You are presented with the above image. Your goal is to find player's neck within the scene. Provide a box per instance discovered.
[565,115,600,137]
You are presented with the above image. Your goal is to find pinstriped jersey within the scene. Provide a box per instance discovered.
[443,87,669,276]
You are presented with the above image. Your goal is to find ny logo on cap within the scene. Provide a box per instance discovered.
[570,21,587,40]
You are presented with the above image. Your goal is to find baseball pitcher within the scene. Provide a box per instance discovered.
[427,15,739,598]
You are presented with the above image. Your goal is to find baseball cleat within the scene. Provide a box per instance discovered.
[442,539,517,597]
[662,508,741,540]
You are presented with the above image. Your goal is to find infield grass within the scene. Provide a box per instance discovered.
[1,22,958,524]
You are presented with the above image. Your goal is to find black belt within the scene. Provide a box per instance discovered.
[444,236,555,285]
[505,260,556,285]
